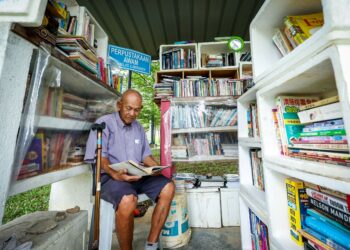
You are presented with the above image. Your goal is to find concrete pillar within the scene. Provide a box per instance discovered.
[0,25,35,223]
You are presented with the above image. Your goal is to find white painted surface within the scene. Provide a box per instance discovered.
[9,164,90,196]
[186,187,221,228]
[0,28,35,222]
[49,172,94,227]
[220,187,240,226]
[0,0,47,26]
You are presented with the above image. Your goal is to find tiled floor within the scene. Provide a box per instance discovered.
[112,206,241,250]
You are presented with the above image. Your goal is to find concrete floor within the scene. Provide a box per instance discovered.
[112,206,241,250]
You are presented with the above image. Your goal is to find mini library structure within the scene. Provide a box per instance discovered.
[1,0,350,250]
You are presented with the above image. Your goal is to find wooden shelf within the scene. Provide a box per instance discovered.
[173,155,238,162]
[37,116,92,130]
[172,126,238,134]
[9,164,91,196]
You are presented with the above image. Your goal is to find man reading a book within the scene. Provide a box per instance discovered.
[84,89,175,250]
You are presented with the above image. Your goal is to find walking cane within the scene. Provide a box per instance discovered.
[90,122,106,250]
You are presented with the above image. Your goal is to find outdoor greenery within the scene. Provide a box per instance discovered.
[3,185,51,224]
[125,61,161,131]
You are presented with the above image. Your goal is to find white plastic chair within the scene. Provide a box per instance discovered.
[99,194,163,250]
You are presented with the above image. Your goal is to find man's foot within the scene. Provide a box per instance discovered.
[145,241,158,250]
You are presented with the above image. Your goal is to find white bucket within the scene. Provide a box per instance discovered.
[161,192,191,248]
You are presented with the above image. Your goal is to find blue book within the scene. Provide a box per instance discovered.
[303,227,347,250]
[305,216,350,248]
[307,209,350,235]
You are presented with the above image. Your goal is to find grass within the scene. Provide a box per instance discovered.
[151,148,238,176]
[3,185,51,224]
[3,149,238,224]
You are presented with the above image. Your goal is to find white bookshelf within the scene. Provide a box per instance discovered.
[238,1,350,248]
[68,6,109,64]
[198,41,239,70]
[159,43,198,71]
[250,0,350,83]
[37,116,92,131]
[9,164,91,196]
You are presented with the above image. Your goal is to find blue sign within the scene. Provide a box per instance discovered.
[108,45,151,75]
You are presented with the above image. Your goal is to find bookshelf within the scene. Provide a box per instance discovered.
[159,43,198,71]
[0,1,117,221]
[238,0,350,249]
[67,6,109,64]
[198,41,238,69]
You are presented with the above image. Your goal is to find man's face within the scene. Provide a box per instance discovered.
[118,94,142,125]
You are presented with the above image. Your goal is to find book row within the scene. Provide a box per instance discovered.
[249,209,269,250]
[38,86,116,122]
[250,149,264,191]
[161,48,197,70]
[19,130,88,180]
[171,132,238,160]
[171,104,237,129]
[286,178,350,249]
[247,102,260,138]
[272,12,324,57]
[154,75,247,99]
[273,95,349,166]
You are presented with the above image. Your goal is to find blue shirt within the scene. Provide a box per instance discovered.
[84,112,151,165]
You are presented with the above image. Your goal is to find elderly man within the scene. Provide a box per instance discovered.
[85,89,175,250]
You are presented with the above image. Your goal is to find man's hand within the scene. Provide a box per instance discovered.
[109,168,141,182]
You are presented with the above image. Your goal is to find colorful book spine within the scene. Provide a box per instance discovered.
[297,102,342,124]
[307,209,350,235]
[301,227,347,250]
[306,189,350,214]
[300,96,339,111]
[299,129,346,137]
[305,216,350,249]
[309,197,350,229]
[285,178,309,245]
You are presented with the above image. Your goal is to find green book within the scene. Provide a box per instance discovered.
[299,129,346,137]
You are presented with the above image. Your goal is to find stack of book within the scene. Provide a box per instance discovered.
[272,12,324,56]
[222,144,238,157]
[61,92,87,120]
[55,35,98,74]
[154,75,180,99]
[171,104,237,129]
[161,48,196,70]
[85,99,116,122]
[201,53,235,68]
[249,209,269,250]
[250,149,264,191]
[247,102,259,138]
[275,95,349,166]
[171,145,188,159]
[286,179,350,249]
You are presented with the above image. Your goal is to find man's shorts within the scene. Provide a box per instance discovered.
[100,173,172,209]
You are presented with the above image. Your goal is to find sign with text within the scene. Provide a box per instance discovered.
[108,45,151,75]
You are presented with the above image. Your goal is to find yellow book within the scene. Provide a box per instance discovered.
[289,12,324,38]
[285,178,308,246]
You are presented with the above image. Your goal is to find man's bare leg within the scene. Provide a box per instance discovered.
[147,182,175,243]
[116,194,138,250]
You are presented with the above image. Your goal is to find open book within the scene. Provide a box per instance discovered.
[109,160,170,177]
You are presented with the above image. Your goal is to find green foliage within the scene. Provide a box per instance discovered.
[3,185,51,224]
[125,62,161,131]
[151,149,238,176]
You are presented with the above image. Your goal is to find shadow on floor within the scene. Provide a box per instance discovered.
[112,206,241,250]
